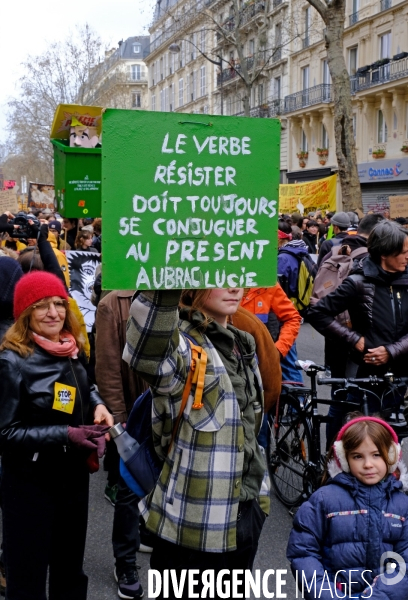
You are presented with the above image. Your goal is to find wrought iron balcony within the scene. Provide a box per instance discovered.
[380,0,391,10]
[349,10,359,25]
[350,54,408,93]
[216,54,266,86]
[302,36,310,49]
[283,84,332,113]
[240,1,266,27]
[235,98,284,118]
[150,0,217,52]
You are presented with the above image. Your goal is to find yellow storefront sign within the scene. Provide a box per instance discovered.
[279,174,337,214]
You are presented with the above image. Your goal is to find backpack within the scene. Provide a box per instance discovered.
[278,250,317,317]
[310,245,367,326]
[119,334,207,497]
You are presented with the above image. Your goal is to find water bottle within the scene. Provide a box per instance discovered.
[109,423,139,463]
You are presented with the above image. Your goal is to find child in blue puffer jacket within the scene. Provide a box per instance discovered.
[287,416,408,599]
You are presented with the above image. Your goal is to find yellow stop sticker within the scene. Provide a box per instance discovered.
[52,382,76,414]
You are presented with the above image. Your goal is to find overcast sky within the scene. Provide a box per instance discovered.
[0,0,154,144]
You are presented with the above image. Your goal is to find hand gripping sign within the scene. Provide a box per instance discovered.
[101,110,280,290]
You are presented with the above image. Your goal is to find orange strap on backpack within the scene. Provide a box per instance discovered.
[168,338,207,453]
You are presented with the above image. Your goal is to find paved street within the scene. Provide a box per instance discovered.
[84,323,327,600]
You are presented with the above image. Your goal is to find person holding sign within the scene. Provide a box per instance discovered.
[124,287,270,598]
[0,271,113,600]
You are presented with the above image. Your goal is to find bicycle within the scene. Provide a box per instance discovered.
[266,360,408,508]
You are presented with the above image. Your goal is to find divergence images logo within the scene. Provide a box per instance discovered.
[380,551,406,586]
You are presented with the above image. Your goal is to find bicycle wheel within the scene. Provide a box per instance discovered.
[266,395,313,507]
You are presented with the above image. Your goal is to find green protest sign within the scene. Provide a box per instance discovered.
[102,110,280,290]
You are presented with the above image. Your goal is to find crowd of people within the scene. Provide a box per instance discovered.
[0,206,408,599]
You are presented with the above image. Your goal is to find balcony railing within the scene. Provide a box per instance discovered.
[235,98,284,118]
[350,54,408,93]
[380,0,391,11]
[349,10,359,25]
[240,1,266,26]
[283,84,332,113]
[150,0,217,53]
[217,54,267,86]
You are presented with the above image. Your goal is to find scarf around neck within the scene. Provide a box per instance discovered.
[32,330,79,358]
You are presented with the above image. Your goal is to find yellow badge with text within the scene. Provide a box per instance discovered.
[53,382,76,414]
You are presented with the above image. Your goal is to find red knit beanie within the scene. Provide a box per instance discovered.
[13,272,68,320]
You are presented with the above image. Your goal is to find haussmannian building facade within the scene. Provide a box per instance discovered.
[138,0,408,210]
[83,36,150,111]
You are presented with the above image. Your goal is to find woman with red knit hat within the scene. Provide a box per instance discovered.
[0,271,113,600]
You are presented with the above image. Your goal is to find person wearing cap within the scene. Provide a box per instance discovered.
[317,211,351,267]
[0,271,114,600]
[287,416,408,599]
[308,220,408,444]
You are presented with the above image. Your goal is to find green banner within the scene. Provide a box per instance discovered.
[102,110,280,290]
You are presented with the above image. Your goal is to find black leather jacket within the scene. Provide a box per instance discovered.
[0,345,104,462]
[308,257,408,377]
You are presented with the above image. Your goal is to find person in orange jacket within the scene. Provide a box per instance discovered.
[241,284,302,361]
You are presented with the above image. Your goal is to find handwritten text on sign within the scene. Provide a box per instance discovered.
[102,111,280,290]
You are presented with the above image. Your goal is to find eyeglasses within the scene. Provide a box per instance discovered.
[32,299,68,315]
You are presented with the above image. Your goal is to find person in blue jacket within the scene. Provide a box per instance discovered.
[287,416,408,599]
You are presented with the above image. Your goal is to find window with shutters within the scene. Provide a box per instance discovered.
[164,87,169,111]
[169,85,173,111]
[131,65,141,81]
[200,28,206,53]
[378,110,388,143]
[131,92,141,108]
[191,71,196,101]
[200,66,206,97]
[179,78,184,107]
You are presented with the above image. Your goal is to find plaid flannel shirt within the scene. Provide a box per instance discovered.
[123,290,270,552]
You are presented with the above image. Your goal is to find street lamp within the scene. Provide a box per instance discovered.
[168,42,224,116]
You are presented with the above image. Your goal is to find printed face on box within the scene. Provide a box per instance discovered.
[69,124,99,148]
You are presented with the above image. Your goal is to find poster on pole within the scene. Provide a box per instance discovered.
[102,110,280,290]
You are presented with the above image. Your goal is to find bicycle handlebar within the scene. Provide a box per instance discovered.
[318,376,408,386]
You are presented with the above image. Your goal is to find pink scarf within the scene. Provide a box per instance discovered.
[32,331,79,359]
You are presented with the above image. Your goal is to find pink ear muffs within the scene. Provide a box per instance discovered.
[333,416,401,474]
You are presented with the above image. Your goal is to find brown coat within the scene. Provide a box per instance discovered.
[234,306,281,412]
[95,290,147,423]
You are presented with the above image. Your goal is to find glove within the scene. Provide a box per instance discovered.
[68,425,110,458]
